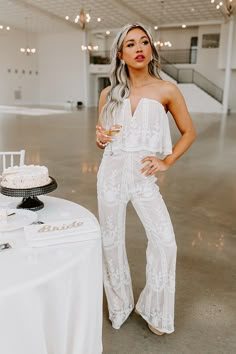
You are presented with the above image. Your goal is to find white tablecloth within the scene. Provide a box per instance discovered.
[0,196,103,354]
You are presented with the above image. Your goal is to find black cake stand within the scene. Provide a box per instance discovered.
[0,177,57,211]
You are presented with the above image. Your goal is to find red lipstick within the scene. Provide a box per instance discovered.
[135,55,145,62]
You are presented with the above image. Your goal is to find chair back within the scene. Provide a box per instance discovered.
[0,150,25,175]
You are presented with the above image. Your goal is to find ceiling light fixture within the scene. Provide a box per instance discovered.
[0,25,10,30]
[20,17,36,56]
[154,40,172,48]
[81,44,99,52]
[66,8,91,29]
[154,1,172,49]
[78,8,91,30]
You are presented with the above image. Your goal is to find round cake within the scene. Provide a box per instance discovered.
[1,165,51,189]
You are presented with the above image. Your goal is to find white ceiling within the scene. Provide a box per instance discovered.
[0,0,227,34]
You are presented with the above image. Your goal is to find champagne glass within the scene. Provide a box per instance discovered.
[103,124,122,155]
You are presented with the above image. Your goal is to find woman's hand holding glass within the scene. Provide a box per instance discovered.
[96,124,122,154]
[96,125,113,147]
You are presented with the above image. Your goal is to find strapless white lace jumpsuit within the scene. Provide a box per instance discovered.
[97,98,177,333]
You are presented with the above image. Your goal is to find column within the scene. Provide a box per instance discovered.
[222,17,234,114]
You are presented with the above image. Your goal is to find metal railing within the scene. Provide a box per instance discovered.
[160,48,197,64]
[161,62,223,103]
[89,51,110,64]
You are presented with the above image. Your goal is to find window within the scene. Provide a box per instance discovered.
[202,33,220,48]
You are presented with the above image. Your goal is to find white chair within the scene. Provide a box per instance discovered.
[0,150,25,174]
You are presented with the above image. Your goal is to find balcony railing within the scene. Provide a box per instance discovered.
[161,64,223,103]
[89,51,110,64]
[160,48,197,64]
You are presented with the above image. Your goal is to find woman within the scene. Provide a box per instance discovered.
[96,23,195,335]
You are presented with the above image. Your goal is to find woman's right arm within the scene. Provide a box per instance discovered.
[96,86,112,149]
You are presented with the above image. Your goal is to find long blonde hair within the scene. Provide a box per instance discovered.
[100,23,161,127]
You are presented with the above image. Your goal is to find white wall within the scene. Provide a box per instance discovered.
[0,29,39,105]
[38,30,87,106]
[195,24,225,88]
[154,27,198,50]
[0,28,87,107]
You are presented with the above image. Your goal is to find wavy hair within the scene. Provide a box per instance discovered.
[100,23,161,127]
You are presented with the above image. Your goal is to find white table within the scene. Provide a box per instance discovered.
[0,196,103,354]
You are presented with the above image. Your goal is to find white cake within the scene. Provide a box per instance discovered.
[1,165,51,189]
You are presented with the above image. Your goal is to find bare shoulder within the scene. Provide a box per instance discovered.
[158,80,185,106]
[146,79,183,109]
[158,80,180,96]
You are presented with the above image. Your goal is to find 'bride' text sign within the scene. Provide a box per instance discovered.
[24,217,100,247]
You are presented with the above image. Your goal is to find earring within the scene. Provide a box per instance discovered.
[121,59,125,65]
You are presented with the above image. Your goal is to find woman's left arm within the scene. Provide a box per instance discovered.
[163,82,196,168]
[141,82,196,175]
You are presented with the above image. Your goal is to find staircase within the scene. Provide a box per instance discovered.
[160,58,223,103]
[178,84,222,113]
[160,59,223,113]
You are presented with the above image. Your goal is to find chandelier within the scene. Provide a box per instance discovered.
[78,8,91,29]
[81,44,99,52]
[20,17,36,55]
[153,28,172,49]
[0,25,10,31]
[210,0,236,17]
[154,40,172,48]
[153,1,172,50]
[65,8,91,30]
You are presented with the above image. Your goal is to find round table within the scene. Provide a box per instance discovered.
[0,196,103,354]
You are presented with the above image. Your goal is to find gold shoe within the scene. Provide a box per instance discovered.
[148,324,165,336]
[135,308,165,336]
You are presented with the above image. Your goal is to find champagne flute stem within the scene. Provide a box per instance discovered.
[110,141,113,155]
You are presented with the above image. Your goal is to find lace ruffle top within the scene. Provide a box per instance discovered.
[103,97,173,155]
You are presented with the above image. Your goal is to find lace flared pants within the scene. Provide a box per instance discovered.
[97,150,177,333]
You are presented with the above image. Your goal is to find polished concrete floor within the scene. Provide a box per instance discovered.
[0,108,235,354]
